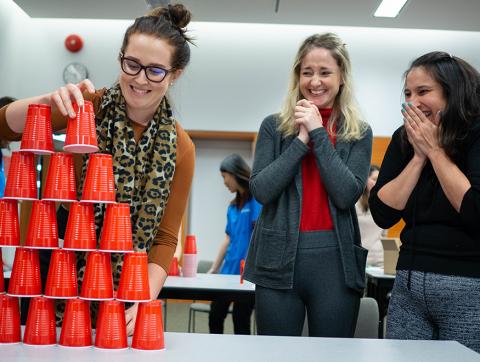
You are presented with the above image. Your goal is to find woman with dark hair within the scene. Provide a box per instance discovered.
[0,4,195,335]
[243,33,372,337]
[208,154,261,334]
[356,164,385,267]
[369,51,480,351]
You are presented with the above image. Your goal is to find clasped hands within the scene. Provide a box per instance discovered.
[294,99,323,144]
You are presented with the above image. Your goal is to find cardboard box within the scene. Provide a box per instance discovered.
[381,237,401,275]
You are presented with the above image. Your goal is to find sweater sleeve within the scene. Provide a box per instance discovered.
[148,124,195,272]
[309,124,372,210]
[458,127,480,233]
[250,115,309,205]
[369,127,406,229]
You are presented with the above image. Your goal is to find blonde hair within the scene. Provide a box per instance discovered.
[278,33,366,141]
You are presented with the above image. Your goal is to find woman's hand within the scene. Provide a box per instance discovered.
[49,79,95,118]
[403,103,441,160]
[125,302,139,336]
[294,99,323,133]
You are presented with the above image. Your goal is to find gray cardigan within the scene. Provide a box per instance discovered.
[244,114,373,292]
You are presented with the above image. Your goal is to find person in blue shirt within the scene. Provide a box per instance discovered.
[208,154,261,334]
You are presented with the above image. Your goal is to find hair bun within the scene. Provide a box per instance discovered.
[147,3,191,29]
[167,4,192,29]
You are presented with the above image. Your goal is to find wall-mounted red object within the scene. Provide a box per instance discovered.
[65,34,83,53]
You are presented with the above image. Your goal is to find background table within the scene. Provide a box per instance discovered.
[160,273,255,303]
[0,332,478,362]
[365,266,396,337]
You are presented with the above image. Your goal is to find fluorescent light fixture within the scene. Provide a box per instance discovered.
[374,0,408,18]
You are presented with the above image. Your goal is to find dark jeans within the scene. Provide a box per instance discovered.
[209,298,254,335]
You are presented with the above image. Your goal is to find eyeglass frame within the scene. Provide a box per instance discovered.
[119,53,174,83]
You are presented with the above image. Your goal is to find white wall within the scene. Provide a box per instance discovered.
[2,0,480,261]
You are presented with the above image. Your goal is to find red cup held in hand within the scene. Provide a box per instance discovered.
[116,252,150,302]
[64,101,99,154]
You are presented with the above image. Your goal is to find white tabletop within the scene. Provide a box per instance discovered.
[0,333,478,362]
[164,273,255,291]
[366,266,396,280]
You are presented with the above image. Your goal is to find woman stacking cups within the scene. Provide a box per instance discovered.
[0,3,195,337]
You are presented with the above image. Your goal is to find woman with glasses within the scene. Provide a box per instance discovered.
[0,3,195,335]
[243,33,372,337]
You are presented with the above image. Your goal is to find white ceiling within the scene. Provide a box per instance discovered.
[11,0,480,32]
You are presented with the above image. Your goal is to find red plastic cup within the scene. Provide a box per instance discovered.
[99,203,133,253]
[240,259,245,284]
[0,250,3,294]
[64,101,99,154]
[184,235,197,254]
[0,294,21,344]
[44,249,78,299]
[23,296,56,346]
[116,252,150,302]
[183,235,198,277]
[63,202,97,251]
[59,298,92,348]
[168,256,180,276]
[0,199,20,247]
[81,153,116,203]
[25,200,58,249]
[132,300,165,351]
[94,300,128,350]
[3,151,37,200]
[8,248,42,297]
[80,251,114,300]
[20,104,54,155]
[43,152,77,202]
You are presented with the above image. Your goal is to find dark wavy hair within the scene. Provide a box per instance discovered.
[402,51,480,161]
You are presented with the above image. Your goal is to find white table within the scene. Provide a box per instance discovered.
[0,333,478,362]
[160,273,255,302]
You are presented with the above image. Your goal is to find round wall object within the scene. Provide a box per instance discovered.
[65,34,83,53]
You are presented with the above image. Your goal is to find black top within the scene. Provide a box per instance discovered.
[369,124,480,278]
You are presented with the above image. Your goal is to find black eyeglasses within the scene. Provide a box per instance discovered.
[119,53,173,83]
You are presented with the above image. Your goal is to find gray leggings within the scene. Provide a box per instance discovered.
[255,237,360,337]
[387,270,480,353]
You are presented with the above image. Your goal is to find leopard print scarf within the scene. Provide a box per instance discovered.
[54,85,177,326]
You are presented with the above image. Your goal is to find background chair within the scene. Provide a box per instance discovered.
[301,297,379,338]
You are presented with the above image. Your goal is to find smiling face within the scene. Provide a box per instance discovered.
[119,33,181,122]
[299,47,342,109]
[404,66,447,125]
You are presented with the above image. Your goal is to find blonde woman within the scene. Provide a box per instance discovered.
[244,33,372,337]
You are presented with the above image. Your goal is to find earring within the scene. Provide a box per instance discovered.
[170,82,174,86]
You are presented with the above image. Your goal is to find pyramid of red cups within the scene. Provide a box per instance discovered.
[0,102,165,350]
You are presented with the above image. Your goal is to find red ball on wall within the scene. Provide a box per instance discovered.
[65,34,83,53]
